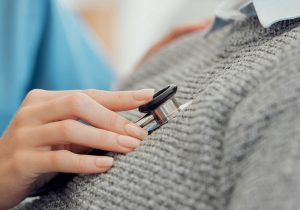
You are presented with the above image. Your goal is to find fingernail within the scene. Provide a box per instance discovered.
[95,157,114,168]
[125,124,148,139]
[118,135,141,149]
[133,89,155,101]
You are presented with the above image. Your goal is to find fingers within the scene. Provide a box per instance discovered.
[82,89,154,111]
[30,120,141,153]
[22,89,154,111]
[33,150,114,174]
[27,93,147,139]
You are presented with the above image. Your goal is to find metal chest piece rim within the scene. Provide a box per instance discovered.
[136,85,192,133]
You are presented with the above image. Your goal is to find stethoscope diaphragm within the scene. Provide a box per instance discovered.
[136,84,192,133]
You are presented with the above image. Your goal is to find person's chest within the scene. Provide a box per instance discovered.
[116,19,300,208]
[16,17,300,210]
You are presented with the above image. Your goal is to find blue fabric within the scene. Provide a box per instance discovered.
[0,0,115,135]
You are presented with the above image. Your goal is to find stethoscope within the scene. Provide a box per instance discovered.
[136,84,192,133]
[30,84,192,197]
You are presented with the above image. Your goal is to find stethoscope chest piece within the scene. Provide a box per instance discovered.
[136,84,192,133]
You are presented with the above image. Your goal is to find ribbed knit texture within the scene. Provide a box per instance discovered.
[14,17,300,210]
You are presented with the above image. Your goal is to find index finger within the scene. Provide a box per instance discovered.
[23,89,155,111]
[83,89,155,111]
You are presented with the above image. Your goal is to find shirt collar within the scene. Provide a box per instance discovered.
[253,0,300,28]
[211,0,300,31]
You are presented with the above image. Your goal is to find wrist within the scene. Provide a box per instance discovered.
[0,144,24,209]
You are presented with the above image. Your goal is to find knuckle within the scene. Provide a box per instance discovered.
[106,113,119,127]
[49,152,62,169]
[58,120,76,140]
[107,114,128,131]
[49,150,70,170]
[23,89,47,107]
[85,89,98,96]
[26,89,45,101]
[76,155,89,173]
[67,93,89,113]
[100,131,110,141]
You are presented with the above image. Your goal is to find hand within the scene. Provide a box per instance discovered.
[135,18,213,69]
[0,88,154,210]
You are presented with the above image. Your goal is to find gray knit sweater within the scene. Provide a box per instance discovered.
[14,17,300,210]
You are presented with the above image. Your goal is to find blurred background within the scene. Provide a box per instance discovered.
[60,0,219,77]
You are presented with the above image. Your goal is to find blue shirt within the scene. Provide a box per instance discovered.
[211,0,300,32]
[0,0,115,135]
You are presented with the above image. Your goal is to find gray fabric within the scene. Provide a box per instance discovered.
[14,17,300,210]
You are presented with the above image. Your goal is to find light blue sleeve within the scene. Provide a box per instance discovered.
[0,0,115,135]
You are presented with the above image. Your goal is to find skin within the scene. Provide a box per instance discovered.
[0,88,154,210]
